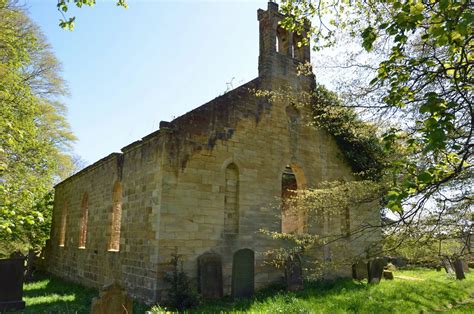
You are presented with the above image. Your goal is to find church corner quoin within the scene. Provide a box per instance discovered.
[44,2,381,303]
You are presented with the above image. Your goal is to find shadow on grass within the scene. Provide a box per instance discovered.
[2,272,97,314]
[14,272,149,314]
[191,278,368,313]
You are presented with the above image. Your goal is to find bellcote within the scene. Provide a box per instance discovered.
[257,1,313,86]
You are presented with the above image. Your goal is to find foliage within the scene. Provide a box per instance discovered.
[279,0,472,216]
[57,0,128,30]
[383,196,472,264]
[179,269,474,313]
[0,0,75,254]
[261,180,383,276]
[311,84,388,180]
[255,83,390,181]
[163,253,200,311]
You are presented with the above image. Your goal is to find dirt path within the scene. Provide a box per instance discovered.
[394,275,424,281]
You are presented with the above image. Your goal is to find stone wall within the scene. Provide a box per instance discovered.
[47,134,165,302]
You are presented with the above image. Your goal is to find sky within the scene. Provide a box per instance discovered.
[26,0,271,165]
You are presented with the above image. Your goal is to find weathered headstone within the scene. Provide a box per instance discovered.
[461,259,470,273]
[367,258,386,284]
[442,257,454,274]
[197,253,223,299]
[232,249,254,299]
[0,257,26,311]
[383,270,394,280]
[352,261,368,281]
[285,254,303,291]
[90,283,133,314]
[453,259,466,280]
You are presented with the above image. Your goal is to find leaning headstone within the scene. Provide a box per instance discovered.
[197,253,223,299]
[453,259,466,280]
[232,249,255,299]
[368,258,386,284]
[383,270,394,280]
[442,257,454,274]
[352,261,368,281]
[285,254,304,292]
[90,283,133,314]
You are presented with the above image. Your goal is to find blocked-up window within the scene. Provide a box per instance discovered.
[341,207,351,237]
[59,201,68,247]
[281,166,298,234]
[224,163,239,234]
[292,33,305,61]
[109,180,122,251]
[79,193,88,248]
[276,26,289,55]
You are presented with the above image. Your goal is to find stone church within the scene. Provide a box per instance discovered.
[45,2,380,303]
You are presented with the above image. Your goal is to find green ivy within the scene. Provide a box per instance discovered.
[310,84,387,181]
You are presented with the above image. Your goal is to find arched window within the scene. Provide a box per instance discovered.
[281,165,298,234]
[276,27,289,56]
[292,33,305,61]
[109,180,122,251]
[78,193,88,248]
[59,201,68,247]
[224,163,239,234]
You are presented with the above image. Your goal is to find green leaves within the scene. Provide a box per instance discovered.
[1,2,75,252]
[57,0,128,30]
[361,26,377,51]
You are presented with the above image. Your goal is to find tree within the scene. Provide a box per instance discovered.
[0,0,76,256]
[277,0,472,250]
[56,0,128,30]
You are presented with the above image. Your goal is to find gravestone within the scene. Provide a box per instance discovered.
[367,258,386,284]
[352,261,368,280]
[232,249,254,299]
[453,259,466,280]
[0,257,26,311]
[285,254,303,291]
[197,253,223,299]
[383,270,394,280]
[461,260,470,273]
[90,282,133,314]
[442,257,454,274]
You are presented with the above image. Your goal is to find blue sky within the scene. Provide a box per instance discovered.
[27,0,269,164]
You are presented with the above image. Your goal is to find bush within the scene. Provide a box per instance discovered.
[163,254,200,311]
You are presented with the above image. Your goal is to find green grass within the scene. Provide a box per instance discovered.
[5,269,474,313]
[186,269,474,314]
[4,272,148,314]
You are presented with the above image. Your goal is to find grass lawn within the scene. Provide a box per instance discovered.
[4,272,148,314]
[187,269,474,313]
[6,269,473,313]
